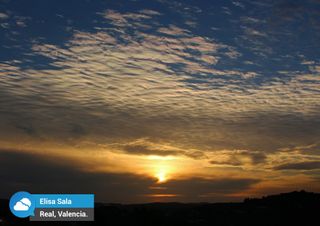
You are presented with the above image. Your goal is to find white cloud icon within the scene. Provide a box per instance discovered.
[13,198,31,211]
[20,198,31,207]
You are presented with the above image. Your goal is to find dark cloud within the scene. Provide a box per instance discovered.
[209,150,267,166]
[0,149,154,203]
[203,113,320,153]
[249,152,267,164]
[0,78,319,159]
[294,143,320,156]
[274,161,320,170]
[210,159,242,166]
[120,143,207,159]
[122,144,181,156]
[0,148,259,203]
[159,177,260,202]
[1,83,320,157]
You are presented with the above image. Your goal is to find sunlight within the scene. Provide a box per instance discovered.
[149,157,174,183]
[155,170,167,183]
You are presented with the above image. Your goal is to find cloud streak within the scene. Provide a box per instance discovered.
[274,161,320,170]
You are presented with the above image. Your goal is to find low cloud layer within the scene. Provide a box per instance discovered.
[274,161,320,170]
[0,149,260,203]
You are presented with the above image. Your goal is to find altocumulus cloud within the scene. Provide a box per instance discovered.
[1,8,319,154]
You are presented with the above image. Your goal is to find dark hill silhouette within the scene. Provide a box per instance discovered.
[1,190,319,226]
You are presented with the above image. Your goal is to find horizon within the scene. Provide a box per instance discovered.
[0,190,317,205]
[1,0,320,204]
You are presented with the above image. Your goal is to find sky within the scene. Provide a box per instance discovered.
[0,0,320,203]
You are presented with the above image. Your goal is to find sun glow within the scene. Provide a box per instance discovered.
[156,170,167,183]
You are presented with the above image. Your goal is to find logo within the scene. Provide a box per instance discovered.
[9,192,94,221]
[9,191,35,218]
[14,197,31,211]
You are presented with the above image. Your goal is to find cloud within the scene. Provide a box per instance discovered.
[1,16,319,159]
[0,12,8,20]
[158,177,260,202]
[232,1,245,9]
[121,143,180,156]
[210,159,242,166]
[14,202,28,211]
[114,139,207,159]
[0,149,259,203]
[209,150,267,167]
[20,198,31,207]
[235,0,320,60]
[0,149,155,203]
[14,199,31,211]
[0,1,319,200]
[139,9,162,16]
[274,161,320,170]
[100,9,161,28]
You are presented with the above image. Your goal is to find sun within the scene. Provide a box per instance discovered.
[146,155,177,183]
[155,170,167,183]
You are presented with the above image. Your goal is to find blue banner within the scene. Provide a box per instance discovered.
[33,194,94,208]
